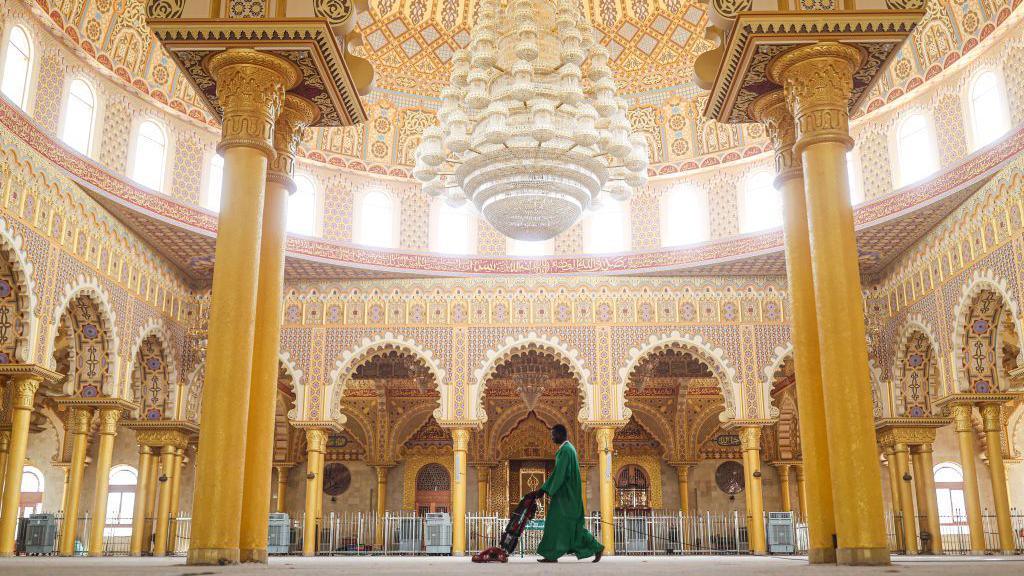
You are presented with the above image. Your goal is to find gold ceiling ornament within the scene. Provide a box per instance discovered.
[413,0,649,241]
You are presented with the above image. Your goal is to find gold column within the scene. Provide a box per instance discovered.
[142,454,160,552]
[152,445,177,556]
[0,375,41,556]
[302,429,326,557]
[374,465,388,549]
[167,448,185,554]
[910,444,942,554]
[777,463,793,513]
[883,447,904,550]
[59,406,92,556]
[950,404,985,553]
[795,464,807,520]
[87,408,122,556]
[274,465,290,513]
[675,465,690,515]
[892,443,918,554]
[0,430,9,501]
[980,402,1014,553]
[769,44,889,566]
[451,428,470,556]
[188,48,300,566]
[740,426,766,555]
[750,90,836,564]
[238,94,318,565]
[595,427,616,555]
[476,465,490,513]
[129,445,154,556]
[579,465,590,512]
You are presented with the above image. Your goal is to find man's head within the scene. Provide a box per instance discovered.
[551,424,568,445]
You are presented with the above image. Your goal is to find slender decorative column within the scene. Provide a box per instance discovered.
[882,447,904,550]
[595,427,616,555]
[59,407,92,556]
[0,430,9,501]
[950,404,985,553]
[579,464,590,511]
[980,402,1015,553]
[892,443,918,554]
[795,464,807,520]
[87,408,122,556]
[167,448,185,554]
[302,429,326,556]
[153,445,177,556]
[750,90,836,563]
[911,444,942,554]
[777,463,793,513]
[373,465,389,549]
[0,375,41,555]
[274,465,291,513]
[188,48,300,566]
[451,428,470,556]
[129,445,154,556]
[142,454,160,552]
[675,465,691,515]
[476,465,490,513]
[239,94,318,564]
[768,44,889,566]
[740,426,766,555]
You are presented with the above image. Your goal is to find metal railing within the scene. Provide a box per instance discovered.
[316,512,378,554]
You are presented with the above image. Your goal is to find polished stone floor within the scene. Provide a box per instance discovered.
[0,555,1023,575]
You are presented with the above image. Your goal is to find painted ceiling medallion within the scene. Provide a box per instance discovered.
[412,0,649,241]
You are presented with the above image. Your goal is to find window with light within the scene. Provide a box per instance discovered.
[132,120,167,192]
[507,238,552,257]
[934,463,967,535]
[896,113,938,186]
[287,174,318,236]
[205,154,224,212]
[105,465,137,537]
[61,79,96,155]
[661,185,709,247]
[19,466,44,518]
[740,170,782,233]
[585,199,629,254]
[968,71,1010,151]
[357,190,395,247]
[1,26,32,110]
[433,201,474,255]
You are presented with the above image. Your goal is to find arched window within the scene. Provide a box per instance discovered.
[356,190,395,247]
[661,185,709,247]
[615,465,651,509]
[414,463,451,515]
[204,153,224,212]
[432,200,475,254]
[61,79,96,155]
[585,199,629,254]
[847,151,864,205]
[934,462,967,534]
[132,120,167,192]
[105,465,138,537]
[19,465,44,517]
[507,238,551,257]
[1,26,32,109]
[968,71,1010,151]
[896,113,938,186]
[740,169,782,233]
[287,174,318,236]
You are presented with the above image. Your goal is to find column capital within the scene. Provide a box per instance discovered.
[948,403,975,431]
[748,90,801,186]
[450,427,471,450]
[305,428,329,452]
[978,402,1005,431]
[767,42,863,154]
[207,48,301,158]
[68,406,93,435]
[738,425,762,450]
[95,407,122,436]
[268,94,320,191]
[7,375,41,410]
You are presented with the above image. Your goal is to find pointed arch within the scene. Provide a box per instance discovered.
[0,216,36,363]
[126,319,180,420]
[892,316,942,417]
[470,332,592,424]
[762,344,793,419]
[47,275,119,397]
[951,270,1024,393]
[620,332,739,422]
[182,363,203,422]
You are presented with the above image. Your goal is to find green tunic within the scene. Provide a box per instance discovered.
[537,441,604,561]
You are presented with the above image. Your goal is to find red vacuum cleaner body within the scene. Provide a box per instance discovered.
[471,493,540,563]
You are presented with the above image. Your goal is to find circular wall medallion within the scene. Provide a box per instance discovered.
[323,462,351,496]
[714,461,745,495]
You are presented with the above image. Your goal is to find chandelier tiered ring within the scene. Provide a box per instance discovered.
[414,0,649,241]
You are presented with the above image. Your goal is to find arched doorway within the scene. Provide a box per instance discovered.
[616,464,651,510]
[414,463,451,515]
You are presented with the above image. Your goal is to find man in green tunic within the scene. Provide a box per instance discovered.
[526,424,603,563]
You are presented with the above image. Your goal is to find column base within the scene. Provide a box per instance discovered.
[836,547,890,566]
[807,547,836,564]
[239,548,268,563]
[187,547,240,565]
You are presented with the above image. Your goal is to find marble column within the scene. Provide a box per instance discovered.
[911,444,942,554]
[87,407,122,556]
[950,403,985,553]
[302,429,326,557]
[892,442,918,554]
[596,427,616,555]
[152,445,177,556]
[129,445,154,556]
[980,402,1014,553]
[0,375,41,556]
[59,407,92,556]
[451,428,470,556]
[740,426,766,555]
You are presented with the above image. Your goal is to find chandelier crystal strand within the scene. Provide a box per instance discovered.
[413,0,648,241]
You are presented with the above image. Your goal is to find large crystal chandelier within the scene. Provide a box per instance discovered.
[413,0,649,241]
